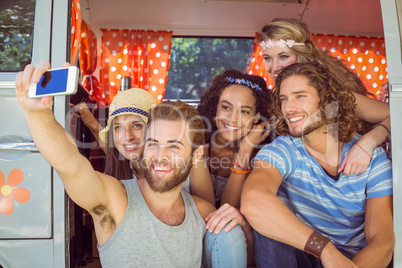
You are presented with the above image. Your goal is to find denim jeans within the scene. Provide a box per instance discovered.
[253,230,323,268]
[203,224,247,268]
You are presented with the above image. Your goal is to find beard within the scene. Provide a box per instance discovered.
[288,107,325,138]
[289,102,339,138]
[290,120,326,138]
[143,156,193,193]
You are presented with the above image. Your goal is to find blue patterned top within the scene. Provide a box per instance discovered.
[254,134,392,258]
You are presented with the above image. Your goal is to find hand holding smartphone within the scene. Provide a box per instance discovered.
[28,66,80,98]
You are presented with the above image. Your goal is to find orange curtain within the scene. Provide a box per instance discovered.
[247,34,387,97]
[100,30,172,105]
[79,20,103,103]
[248,33,274,89]
[70,0,81,64]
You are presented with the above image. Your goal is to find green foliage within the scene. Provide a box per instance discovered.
[165,37,254,100]
[0,0,35,71]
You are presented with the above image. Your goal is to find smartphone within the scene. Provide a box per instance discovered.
[28,66,80,98]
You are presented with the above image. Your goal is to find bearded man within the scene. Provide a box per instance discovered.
[15,61,249,267]
[241,62,394,268]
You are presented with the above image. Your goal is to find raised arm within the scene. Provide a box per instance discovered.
[351,196,394,267]
[74,102,107,153]
[241,160,355,266]
[339,92,390,175]
[189,156,215,205]
[15,62,124,214]
[220,122,270,208]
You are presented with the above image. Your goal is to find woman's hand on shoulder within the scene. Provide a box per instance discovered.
[339,141,373,175]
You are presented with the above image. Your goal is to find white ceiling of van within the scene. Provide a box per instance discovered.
[80,0,384,37]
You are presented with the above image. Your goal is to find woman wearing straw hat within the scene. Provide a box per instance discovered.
[76,88,215,205]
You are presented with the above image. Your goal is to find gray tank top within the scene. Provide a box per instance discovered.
[97,179,206,267]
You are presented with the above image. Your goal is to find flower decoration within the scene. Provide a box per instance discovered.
[0,169,31,215]
[259,39,305,50]
[225,77,263,91]
[266,39,275,48]
[277,39,287,48]
[286,40,296,47]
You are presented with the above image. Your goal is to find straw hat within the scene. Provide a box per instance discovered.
[99,88,157,143]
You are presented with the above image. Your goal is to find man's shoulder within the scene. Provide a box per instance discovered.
[261,135,291,149]
[255,135,300,177]
[347,134,388,162]
[273,135,293,143]
[258,135,300,156]
[121,177,139,185]
[191,195,215,218]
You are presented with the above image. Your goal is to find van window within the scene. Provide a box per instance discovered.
[0,0,35,71]
[164,37,254,100]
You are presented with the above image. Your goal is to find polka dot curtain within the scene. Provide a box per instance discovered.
[248,33,274,89]
[79,20,103,103]
[248,34,387,97]
[100,30,172,105]
[70,0,81,64]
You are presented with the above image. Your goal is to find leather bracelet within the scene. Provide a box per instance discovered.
[304,231,330,258]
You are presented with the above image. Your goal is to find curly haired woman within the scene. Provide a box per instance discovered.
[198,69,273,209]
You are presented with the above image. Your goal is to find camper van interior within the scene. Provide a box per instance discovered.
[77,0,387,103]
[0,0,401,267]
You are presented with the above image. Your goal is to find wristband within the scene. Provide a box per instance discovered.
[304,231,330,258]
[355,142,371,159]
[230,166,251,174]
[230,162,251,174]
[372,123,391,135]
[232,162,250,171]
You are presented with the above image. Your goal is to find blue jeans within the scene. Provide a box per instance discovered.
[253,230,323,268]
[203,224,247,268]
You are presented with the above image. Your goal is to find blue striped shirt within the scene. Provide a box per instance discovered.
[254,135,392,258]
